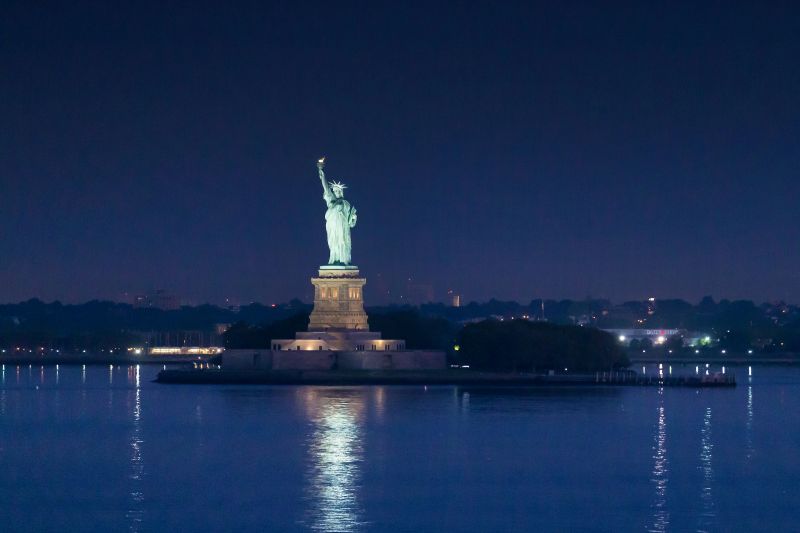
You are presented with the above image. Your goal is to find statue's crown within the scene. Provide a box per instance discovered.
[330,181,347,191]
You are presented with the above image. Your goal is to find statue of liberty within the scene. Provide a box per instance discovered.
[317,157,357,265]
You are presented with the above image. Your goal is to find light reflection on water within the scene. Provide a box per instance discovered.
[745,384,754,461]
[698,406,715,532]
[0,364,797,532]
[126,374,144,533]
[648,388,669,532]
[373,387,385,422]
[301,388,367,532]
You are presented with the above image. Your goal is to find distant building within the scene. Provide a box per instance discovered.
[603,328,713,347]
[148,346,223,356]
[447,289,461,307]
[133,328,224,356]
[371,272,392,305]
[402,279,434,305]
[133,289,180,310]
[142,329,221,347]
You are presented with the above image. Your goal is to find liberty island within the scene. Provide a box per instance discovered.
[156,160,731,386]
[215,158,446,372]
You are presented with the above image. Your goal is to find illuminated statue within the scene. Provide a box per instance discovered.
[317,157,357,265]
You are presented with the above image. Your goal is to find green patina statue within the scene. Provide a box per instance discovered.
[317,157,357,265]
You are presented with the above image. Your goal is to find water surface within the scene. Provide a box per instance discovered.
[0,364,797,532]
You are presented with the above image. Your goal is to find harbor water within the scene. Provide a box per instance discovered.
[0,363,797,532]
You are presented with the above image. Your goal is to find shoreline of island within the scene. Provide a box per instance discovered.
[154,368,736,387]
[0,354,211,366]
[1,351,799,367]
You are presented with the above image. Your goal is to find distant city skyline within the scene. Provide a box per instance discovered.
[9,288,800,309]
[1,2,798,304]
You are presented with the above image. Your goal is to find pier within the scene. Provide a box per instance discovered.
[156,369,736,387]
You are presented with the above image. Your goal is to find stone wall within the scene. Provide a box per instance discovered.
[274,350,336,370]
[337,351,446,370]
[223,349,274,370]
[222,349,446,371]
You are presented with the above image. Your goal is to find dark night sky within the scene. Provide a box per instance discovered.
[1,1,799,305]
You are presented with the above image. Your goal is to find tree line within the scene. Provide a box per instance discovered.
[3,296,800,354]
[224,311,628,373]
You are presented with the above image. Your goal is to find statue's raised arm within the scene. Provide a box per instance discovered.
[318,157,332,205]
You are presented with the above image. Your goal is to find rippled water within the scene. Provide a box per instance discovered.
[0,364,797,532]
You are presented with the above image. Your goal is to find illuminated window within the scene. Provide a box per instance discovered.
[319,287,327,299]
[348,287,360,300]
[329,287,338,299]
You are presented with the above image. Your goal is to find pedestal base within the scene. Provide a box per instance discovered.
[307,266,369,331]
[270,330,404,352]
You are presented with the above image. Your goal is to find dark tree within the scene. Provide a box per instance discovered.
[368,310,456,350]
[456,320,629,373]
[223,313,310,349]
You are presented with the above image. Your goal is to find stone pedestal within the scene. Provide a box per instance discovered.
[307,265,369,331]
[226,264,445,370]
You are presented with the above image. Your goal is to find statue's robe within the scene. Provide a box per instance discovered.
[324,189,357,265]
